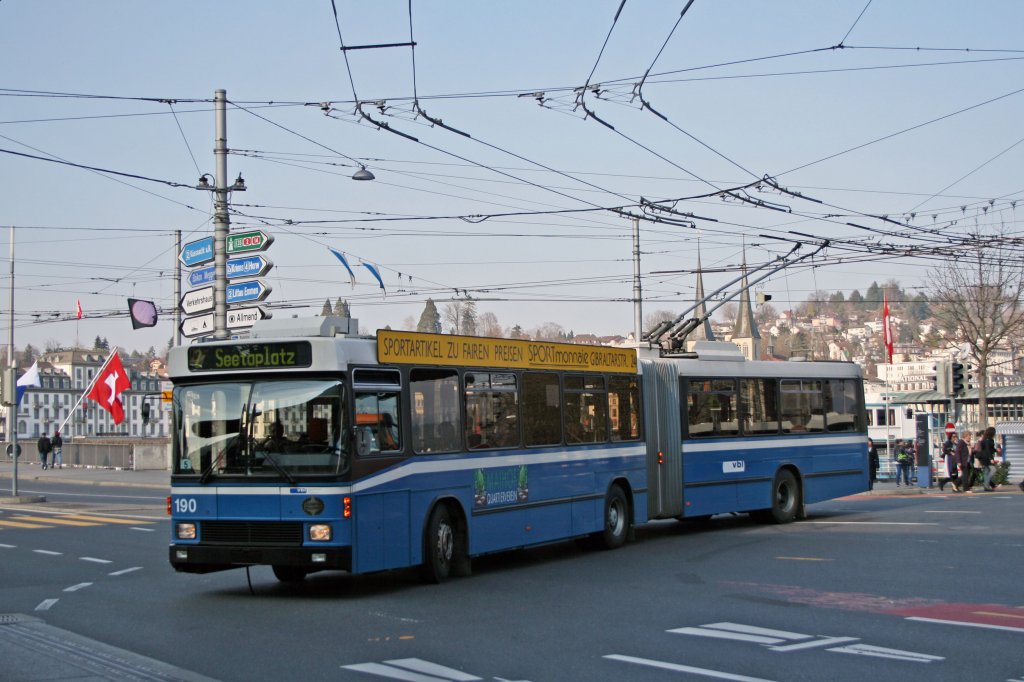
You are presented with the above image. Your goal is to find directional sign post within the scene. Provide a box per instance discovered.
[180,313,215,338]
[226,255,273,279]
[187,265,216,288]
[226,230,274,255]
[226,279,272,306]
[227,306,271,330]
[180,286,215,316]
[179,236,215,267]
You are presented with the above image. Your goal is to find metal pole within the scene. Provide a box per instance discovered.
[8,226,18,496]
[213,89,229,339]
[632,217,643,344]
[174,229,182,346]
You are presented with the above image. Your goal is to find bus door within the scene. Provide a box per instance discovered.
[350,368,412,573]
[641,360,683,518]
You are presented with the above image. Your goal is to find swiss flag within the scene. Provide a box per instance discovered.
[88,353,131,424]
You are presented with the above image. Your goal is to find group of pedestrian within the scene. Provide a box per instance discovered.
[35,430,62,470]
[938,427,999,492]
[892,438,915,486]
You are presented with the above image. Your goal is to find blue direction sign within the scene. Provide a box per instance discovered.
[226,279,272,305]
[226,255,273,280]
[188,265,215,287]
[179,236,215,267]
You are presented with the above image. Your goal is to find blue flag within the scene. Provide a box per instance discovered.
[16,361,40,406]
[329,248,356,289]
[363,263,386,296]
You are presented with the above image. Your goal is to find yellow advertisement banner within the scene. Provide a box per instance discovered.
[377,330,637,374]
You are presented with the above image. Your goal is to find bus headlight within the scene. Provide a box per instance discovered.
[308,524,332,542]
[176,522,197,540]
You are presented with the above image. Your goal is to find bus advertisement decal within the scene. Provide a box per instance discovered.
[377,330,637,374]
[473,466,528,508]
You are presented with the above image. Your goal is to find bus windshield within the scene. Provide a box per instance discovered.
[173,379,347,481]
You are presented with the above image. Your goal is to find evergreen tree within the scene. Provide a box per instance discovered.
[320,299,332,316]
[460,300,478,336]
[19,344,38,366]
[509,324,525,339]
[417,299,442,333]
[848,289,864,306]
[93,335,104,350]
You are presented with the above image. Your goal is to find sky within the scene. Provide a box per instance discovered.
[1,1,1023,354]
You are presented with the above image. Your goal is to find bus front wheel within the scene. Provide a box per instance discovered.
[420,504,455,584]
[598,484,629,550]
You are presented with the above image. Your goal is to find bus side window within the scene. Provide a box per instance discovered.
[354,391,401,454]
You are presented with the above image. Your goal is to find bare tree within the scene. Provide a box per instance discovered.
[926,228,1024,426]
[477,311,503,337]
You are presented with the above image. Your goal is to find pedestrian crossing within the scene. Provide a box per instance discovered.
[0,511,155,530]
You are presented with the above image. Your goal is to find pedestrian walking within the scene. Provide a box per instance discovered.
[956,431,974,492]
[938,434,958,492]
[867,437,879,490]
[37,433,52,470]
[51,430,63,469]
[978,426,997,491]
[894,439,912,487]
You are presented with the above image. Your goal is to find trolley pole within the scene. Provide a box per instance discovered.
[7,226,18,497]
[632,217,643,344]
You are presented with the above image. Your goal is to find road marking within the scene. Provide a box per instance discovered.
[0,519,49,528]
[109,566,143,576]
[80,557,112,564]
[907,616,1024,634]
[33,549,62,555]
[827,644,943,662]
[12,515,101,527]
[804,521,937,526]
[0,542,15,548]
[776,556,833,561]
[342,658,483,681]
[605,654,776,682]
[975,610,1024,621]
[64,582,93,592]
[672,622,943,663]
[131,527,155,532]
[35,599,58,611]
[60,514,154,525]
[925,510,981,514]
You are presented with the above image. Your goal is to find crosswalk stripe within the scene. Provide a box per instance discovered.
[59,514,153,525]
[0,520,49,529]
[12,516,101,527]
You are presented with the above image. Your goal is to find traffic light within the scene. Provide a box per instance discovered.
[932,360,949,395]
[141,402,151,424]
[950,362,965,395]
[966,363,976,391]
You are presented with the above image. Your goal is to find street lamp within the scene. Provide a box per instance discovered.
[352,165,375,181]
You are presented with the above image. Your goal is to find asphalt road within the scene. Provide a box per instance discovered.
[1,479,1022,682]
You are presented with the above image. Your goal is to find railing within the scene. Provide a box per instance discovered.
[2,439,169,470]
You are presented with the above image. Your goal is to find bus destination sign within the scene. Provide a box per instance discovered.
[187,341,313,372]
[377,330,637,374]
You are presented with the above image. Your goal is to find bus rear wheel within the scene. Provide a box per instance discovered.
[420,504,455,584]
[760,470,799,524]
[598,484,629,550]
[272,565,308,583]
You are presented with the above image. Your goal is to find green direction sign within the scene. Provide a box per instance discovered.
[226,229,274,255]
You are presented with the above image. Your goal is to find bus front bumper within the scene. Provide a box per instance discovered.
[169,544,352,574]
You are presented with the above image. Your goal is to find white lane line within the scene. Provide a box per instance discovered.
[109,566,143,576]
[701,623,811,640]
[33,549,62,555]
[0,543,15,548]
[340,662,452,681]
[770,636,858,652]
[79,557,112,564]
[35,599,58,611]
[63,582,93,592]
[827,643,943,662]
[667,627,782,645]
[131,527,155,532]
[385,659,481,681]
[925,510,981,514]
[804,521,937,526]
[605,655,777,682]
[906,616,1024,634]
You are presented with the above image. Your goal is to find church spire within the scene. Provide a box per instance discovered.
[731,249,762,360]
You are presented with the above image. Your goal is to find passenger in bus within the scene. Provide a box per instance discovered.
[263,422,289,451]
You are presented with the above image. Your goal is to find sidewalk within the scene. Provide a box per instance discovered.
[0,459,168,505]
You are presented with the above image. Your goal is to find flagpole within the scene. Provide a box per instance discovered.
[59,347,119,436]
[8,225,18,497]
